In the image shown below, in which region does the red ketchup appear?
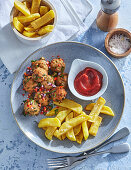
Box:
[74,67,103,96]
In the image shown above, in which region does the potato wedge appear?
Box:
[14,0,30,16]
[38,25,54,35]
[23,31,36,37]
[89,97,106,122]
[40,6,49,16]
[38,118,61,128]
[54,99,82,114]
[82,121,89,140]
[13,17,24,33]
[89,116,102,136]
[45,109,71,140]
[73,124,81,136]
[54,130,62,140]
[31,10,55,29]
[80,111,89,140]
[57,114,92,137]
[66,112,76,141]
[45,107,65,116]
[17,13,40,23]
[76,129,83,144]
[24,26,35,32]
[31,0,41,14]
[85,103,114,116]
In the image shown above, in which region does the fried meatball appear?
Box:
[56,73,68,88]
[41,75,55,90]
[32,57,48,71]
[51,86,67,102]
[24,100,40,115]
[23,76,37,93]
[34,91,49,106]
[50,58,65,73]
[32,67,48,82]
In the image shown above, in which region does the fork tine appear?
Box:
[47,159,67,163]
[48,162,67,166]
[48,164,68,169]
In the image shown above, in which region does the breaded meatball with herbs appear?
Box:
[34,91,49,106]
[56,73,68,88]
[31,57,49,71]
[32,67,48,82]
[41,75,55,90]
[51,86,67,102]
[50,58,65,73]
[23,76,37,93]
[24,99,40,115]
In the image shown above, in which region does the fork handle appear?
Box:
[74,143,130,162]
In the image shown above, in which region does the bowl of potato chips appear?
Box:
[10,0,57,45]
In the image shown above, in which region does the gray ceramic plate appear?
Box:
[11,42,125,154]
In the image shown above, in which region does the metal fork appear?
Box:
[47,143,130,169]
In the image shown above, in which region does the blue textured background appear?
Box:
[0,0,131,169]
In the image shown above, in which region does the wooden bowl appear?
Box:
[10,0,57,45]
[105,28,131,58]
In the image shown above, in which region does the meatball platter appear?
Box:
[11,42,124,153]
[23,56,68,116]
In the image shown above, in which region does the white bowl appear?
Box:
[68,59,108,100]
[10,0,57,45]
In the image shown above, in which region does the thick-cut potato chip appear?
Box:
[40,6,49,16]
[38,25,54,35]
[31,10,55,29]
[85,103,114,116]
[17,13,40,23]
[24,25,35,32]
[76,129,83,144]
[45,107,65,116]
[89,116,102,136]
[45,109,71,140]
[13,17,24,33]
[56,109,71,122]
[45,126,57,140]
[14,0,30,16]
[82,121,89,140]
[31,0,41,14]
[89,97,106,122]
[23,31,36,37]
[66,112,76,141]
[73,124,81,136]
[80,111,89,140]
[54,99,82,114]
[38,118,61,128]
[57,114,92,137]
[54,130,62,140]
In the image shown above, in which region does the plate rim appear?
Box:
[10,41,125,154]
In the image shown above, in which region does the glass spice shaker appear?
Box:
[96,0,121,32]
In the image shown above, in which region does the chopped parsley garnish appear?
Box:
[61,66,64,73]
[31,60,36,62]
[38,82,41,87]
[54,109,59,115]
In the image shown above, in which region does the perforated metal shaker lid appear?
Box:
[101,0,121,14]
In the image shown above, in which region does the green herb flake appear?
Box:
[54,109,59,115]
[61,66,64,73]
